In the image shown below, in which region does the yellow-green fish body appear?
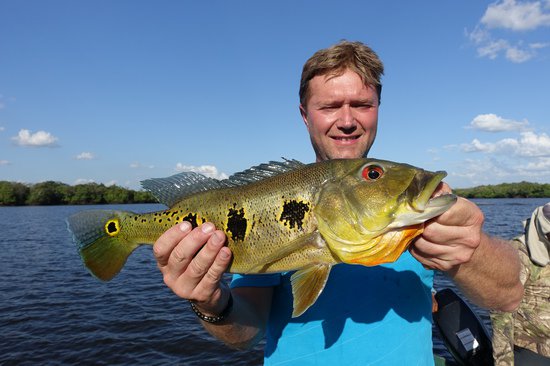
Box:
[68,158,456,317]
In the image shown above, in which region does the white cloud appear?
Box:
[76,152,95,160]
[451,155,550,187]
[0,159,10,165]
[523,156,550,171]
[130,162,155,169]
[74,178,95,185]
[12,129,59,147]
[516,131,550,156]
[448,110,550,186]
[530,41,550,48]
[452,158,510,181]
[461,131,550,157]
[175,163,229,180]
[505,44,535,62]
[469,32,545,62]
[467,113,529,132]
[476,38,511,59]
[481,0,550,31]
[467,1,550,63]
[461,138,498,153]
[0,126,5,132]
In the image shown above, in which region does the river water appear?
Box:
[1,198,548,365]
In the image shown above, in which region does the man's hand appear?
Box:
[153,221,232,315]
[410,183,484,272]
[410,182,523,311]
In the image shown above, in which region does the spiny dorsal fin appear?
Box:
[141,172,230,207]
[225,158,305,185]
[141,158,305,207]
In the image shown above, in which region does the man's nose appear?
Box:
[336,105,356,128]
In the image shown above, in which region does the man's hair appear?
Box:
[299,40,384,107]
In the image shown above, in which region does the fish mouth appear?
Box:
[412,170,448,211]
[390,170,457,227]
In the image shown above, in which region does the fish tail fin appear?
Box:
[67,210,139,281]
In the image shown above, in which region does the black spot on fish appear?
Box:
[227,206,247,242]
[107,221,117,234]
[280,200,310,230]
[182,213,199,228]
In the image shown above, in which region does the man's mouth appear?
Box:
[332,135,360,143]
[332,135,361,146]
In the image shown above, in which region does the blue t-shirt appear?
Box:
[231,251,434,366]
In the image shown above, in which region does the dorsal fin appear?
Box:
[141,172,230,207]
[225,158,305,185]
[141,158,305,207]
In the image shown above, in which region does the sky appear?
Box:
[1,0,549,189]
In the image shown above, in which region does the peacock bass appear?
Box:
[67,158,456,317]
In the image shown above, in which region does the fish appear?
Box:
[67,158,456,317]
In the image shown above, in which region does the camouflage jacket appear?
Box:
[491,222,550,365]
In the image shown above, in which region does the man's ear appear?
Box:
[299,104,309,127]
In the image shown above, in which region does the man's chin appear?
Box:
[327,150,363,160]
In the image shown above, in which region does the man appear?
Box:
[153,41,523,365]
[492,202,550,365]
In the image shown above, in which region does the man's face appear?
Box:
[300,69,379,162]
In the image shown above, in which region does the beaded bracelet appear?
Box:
[189,293,233,324]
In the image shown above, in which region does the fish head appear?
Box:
[315,158,457,265]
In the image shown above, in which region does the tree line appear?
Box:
[1,180,549,206]
[454,181,550,199]
[0,181,157,206]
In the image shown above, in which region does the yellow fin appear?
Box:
[290,264,332,317]
[67,210,140,281]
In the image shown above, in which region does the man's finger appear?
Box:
[186,230,227,280]
[153,221,192,267]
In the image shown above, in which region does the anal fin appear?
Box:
[290,264,332,317]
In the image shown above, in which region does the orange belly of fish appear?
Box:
[348,225,424,266]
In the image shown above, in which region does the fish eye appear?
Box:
[362,165,384,181]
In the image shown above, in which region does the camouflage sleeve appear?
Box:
[511,235,532,287]
[491,237,532,366]
[491,310,515,366]
[513,235,550,357]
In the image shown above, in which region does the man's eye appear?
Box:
[353,104,373,109]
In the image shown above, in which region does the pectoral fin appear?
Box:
[290,264,332,317]
[244,231,323,273]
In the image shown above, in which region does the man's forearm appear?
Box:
[449,233,524,312]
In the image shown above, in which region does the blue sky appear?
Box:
[1,0,549,189]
